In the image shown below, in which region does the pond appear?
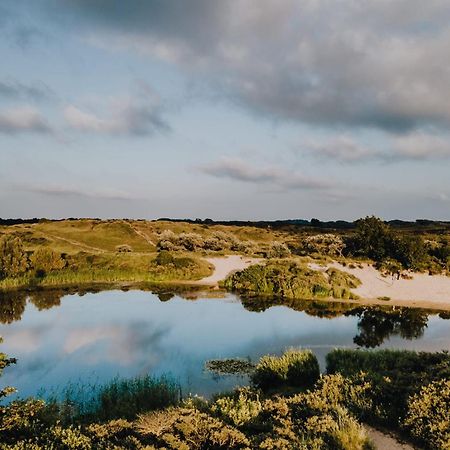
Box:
[1,288,450,400]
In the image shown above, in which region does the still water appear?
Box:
[1,288,449,399]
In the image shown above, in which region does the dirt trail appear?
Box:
[196,255,260,286]
[126,222,156,247]
[41,233,107,253]
[365,426,416,450]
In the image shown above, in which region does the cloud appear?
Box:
[305,136,378,163]
[199,158,330,190]
[0,106,51,134]
[0,79,54,102]
[391,132,450,159]
[42,0,450,132]
[303,132,450,163]
[64,95,170,136]
[19,184,135,201]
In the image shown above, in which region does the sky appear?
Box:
[1,0,450,221]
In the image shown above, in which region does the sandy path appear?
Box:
[196,255,260,286]
[309,261,450,309]
[365,426,416,450]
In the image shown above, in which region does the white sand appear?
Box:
[196,255,260,286]
[309,261,450,309]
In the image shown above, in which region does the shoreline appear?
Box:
[2,255,450,312]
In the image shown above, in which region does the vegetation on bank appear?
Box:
[326,349,450,449]
[0,234,212,290]
[1,215,450,292]
[224,260,361,300]
[1,346,449,449]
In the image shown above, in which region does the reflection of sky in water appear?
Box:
[1,291,450,399]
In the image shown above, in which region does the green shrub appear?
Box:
[225,261,360,300]
[326,349,450,427]
[0,236,28,279]
[212,388,262,427]
[403,379,450,450]
[30,247,65,276]
[137,407,250,449]
[252,349,320,391]
[155,250,174,266]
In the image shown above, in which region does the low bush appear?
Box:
[326,349,450,446]
[225,261,360,300]
[251,349,320,391]
[403,379,450,450]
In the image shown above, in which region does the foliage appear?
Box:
[0,236,28,280]
[211,388,262,427]
[30,247,65,276]
[48,374,181,423]
[403,379,450,450]
[349,216,430,270]
[302,233,346,257]
[251,349,320,391]
[205,359,255,376]
[157,229,257,254]
[137,406,250,449]
[225,260,360,300]
[326,349,450,428]
[154,250,174,266]
[0,337,17,400]
[266,242,290,258]
[115,244,132,253]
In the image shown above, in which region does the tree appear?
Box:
[352,216,395,261]
[0,235,28,279]
[30,247,65,276]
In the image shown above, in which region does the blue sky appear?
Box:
[1,0,450,220]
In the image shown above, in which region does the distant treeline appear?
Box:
[2,216,450,231]
[157,217,450,232]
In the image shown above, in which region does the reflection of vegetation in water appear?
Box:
[0,284,207,324]
[0,291,27,324]
[0,286,446,348]
[239,294,435,348]
[352,307,429,348]
[205,359,255,376]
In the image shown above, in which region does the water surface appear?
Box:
[0,289,449,399]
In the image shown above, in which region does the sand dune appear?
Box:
[197,255,260,285]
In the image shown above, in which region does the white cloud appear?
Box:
[392,132,450,159]
[64,94,169,136]
[199,157,331,190]
[0,106,51,134]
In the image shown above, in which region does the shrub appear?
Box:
[302,234,346,257]
[225,261,360,300]
[115,244,132,253]
[251,349,320,391]
[212,388,262,427]
[137,407,250,449]
[326,349,450,427]
[0,236,28,279]
[30,247,65,276]
[266,242,290,258]
[155,250,174,266]
[403,379,450,450]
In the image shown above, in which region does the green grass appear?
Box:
[0,252,212,290]
[43,374,181,423]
